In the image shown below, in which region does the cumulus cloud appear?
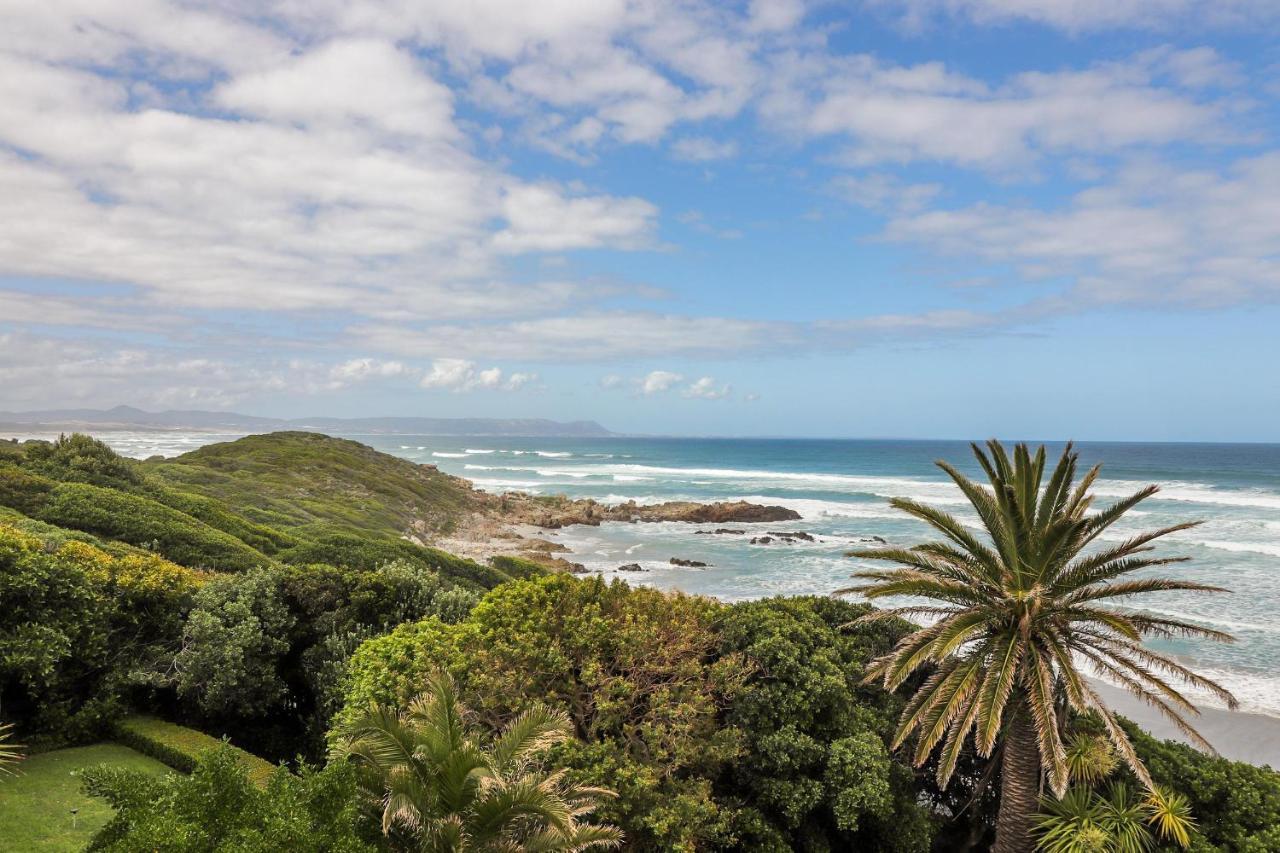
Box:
[682,376,732,399]
[640,370,685,395]
[0,0,1273,409]
[418,358,532,392]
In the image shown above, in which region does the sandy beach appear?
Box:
[1093,679,1280,769]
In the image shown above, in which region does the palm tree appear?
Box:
[0,722,23,775]
[336,672,622,852]
[841,440,1236,853]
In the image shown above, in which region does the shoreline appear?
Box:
[1090,679,1280,769]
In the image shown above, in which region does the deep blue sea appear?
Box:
[18,431,1280,717]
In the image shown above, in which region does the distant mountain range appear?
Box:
[0,405,615,437]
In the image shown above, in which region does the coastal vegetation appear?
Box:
[845,441,1237,853]
[0,432,1276,852]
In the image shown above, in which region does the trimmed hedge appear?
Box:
[113,716,277,788]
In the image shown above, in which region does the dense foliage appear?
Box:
[3,432,1278,853]
[339,672,622,851]
[338,575,934,851]
[0,524,201,739]
[82,745,373,852]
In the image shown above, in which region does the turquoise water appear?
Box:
[22,431,1280,717]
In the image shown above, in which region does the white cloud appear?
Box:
[329,358,408,383]
[871,0,1279,32]
[599,374,625,389]
[418,358,530,392]
[880,154,1280,308]
[493,184,657,252]
[354,312,799,361]
[640,370,684,395]
[504,371,538,390]
[214,39,458,140]
[682,376,732,399]
[671,136,738,161]
[763,50,1240,169]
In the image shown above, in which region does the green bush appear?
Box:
[36,482,269,571]
[23,434,142,490]
[0,524,201,741]
[487,554,550,580]
[113,716,277,788]
[0,464,54,516]
[143,485,299,555]
[278,530,507,589]
[81,743,373,852]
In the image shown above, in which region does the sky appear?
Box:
[1,0,1278,440]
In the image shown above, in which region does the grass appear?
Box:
[0,743,171,852]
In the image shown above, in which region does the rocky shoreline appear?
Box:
[417,473,800,572]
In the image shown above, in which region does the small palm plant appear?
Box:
[0,722,23,775]
[337,672,622,852]
[842,440,1236,853]
[1035,780,1196,852]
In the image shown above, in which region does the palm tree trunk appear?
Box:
[993,701,1041,853]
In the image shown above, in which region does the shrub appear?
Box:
[715,597,933,852]
[338,574,752,851]
[36,482,269,571]
[488,554,551,579]
[174,570,294,719]
[23,433,142,489]
[112,716,276,788]
[278,530,507,589]
[0,464,56,516]
[0,524,200,740]
[81,743,372,851]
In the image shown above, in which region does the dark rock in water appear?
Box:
[767,530,815,541]
[695,528,747,535]
[858,535,887,544]
[669,558,709,568]
[567,562,589,574]
[617,563,646,572]
[750,536,774,545]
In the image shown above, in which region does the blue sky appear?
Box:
[1,1,1278,439]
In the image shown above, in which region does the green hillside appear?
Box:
[0,432,505,587]
[145,431,478,537]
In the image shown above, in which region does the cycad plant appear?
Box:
[0,721,23,774]
[337,672,622,852]
[842,440,1236,853]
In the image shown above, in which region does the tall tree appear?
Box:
[337,672,622,852]
[842,440,1236,853]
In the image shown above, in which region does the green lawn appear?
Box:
[0,743,172,852]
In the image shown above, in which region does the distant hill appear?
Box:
[0,405,614,437]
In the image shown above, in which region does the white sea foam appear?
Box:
[1194,539,1280,558]
[535,451,573,457]
[731,495,905,521]
[464,448,496,454]
[1095,479,1280,511]
[432,451,469,458]
[613,475,652,482]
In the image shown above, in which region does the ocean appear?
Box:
[14,431,1280,718]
